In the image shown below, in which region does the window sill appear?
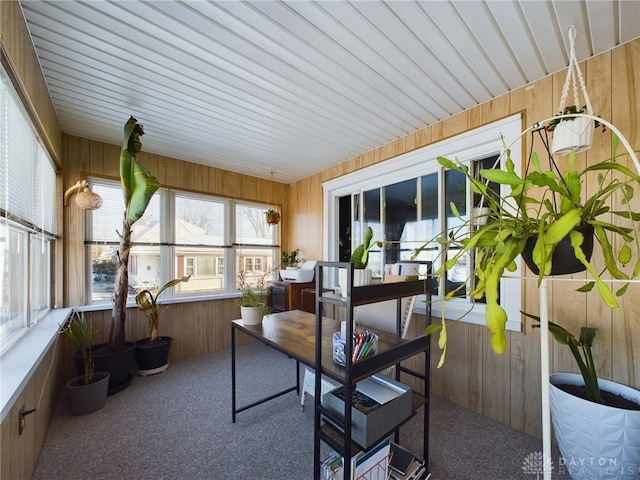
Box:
[0,308,72,423]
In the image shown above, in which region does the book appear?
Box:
[332,387,382,414]
[389,442,426,480]
[389,443,415,475]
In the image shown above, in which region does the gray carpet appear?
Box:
[33,343,570,480]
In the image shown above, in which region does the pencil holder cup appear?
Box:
[332,331,378,366]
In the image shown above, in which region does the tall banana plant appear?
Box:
[109,116,160,350]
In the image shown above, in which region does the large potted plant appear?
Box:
[526,315,640,480]
[419,129,640,360]
[236,269,272,325]
[80,116,161,394]
[134,275,191,375]
[60,310,110,415]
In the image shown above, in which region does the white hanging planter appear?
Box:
[471,206,491,226]
[552,116,594,155]
[549,373,640,480]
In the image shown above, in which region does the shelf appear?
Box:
[318,391,426,454]
[318,280,427,308]
[313,261,432,480]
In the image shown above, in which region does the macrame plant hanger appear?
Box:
[551,25,595,155]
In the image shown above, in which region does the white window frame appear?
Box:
[323,114,523,331]
[86,180,278,303]
[0,63,56,354]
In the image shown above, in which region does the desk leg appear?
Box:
[231,325,237,423]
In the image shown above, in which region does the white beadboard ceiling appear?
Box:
[19,1,640,184]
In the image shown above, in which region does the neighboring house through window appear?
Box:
[86,183,278,303]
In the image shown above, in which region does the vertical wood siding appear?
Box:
[288,38,640,439]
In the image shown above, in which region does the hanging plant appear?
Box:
[265,209,280,225]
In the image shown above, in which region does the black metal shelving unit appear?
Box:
[313,261,432,480]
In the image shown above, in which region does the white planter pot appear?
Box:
[549,373,640,480]
[338,268,372,297]
[471,206,491,226]
[551,117,594,155]
[240,305,264,325]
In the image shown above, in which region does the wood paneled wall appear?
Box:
[288,39,640,439]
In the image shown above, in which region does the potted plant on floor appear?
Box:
[78,116,161,394]
[134,275,191,375]
[525,314,640,480]
[236,269,272,325]
[60,310,110,415]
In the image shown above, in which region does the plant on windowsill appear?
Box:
[59,310,109,415]
[236,269,272,325]
[133,275,191,375]
[338,226,383,296]
[281,249,303,269]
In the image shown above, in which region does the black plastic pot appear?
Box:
[75,342,135,395]
[66,372,110,416]
[521,224,594,276]
[135,336,173,375]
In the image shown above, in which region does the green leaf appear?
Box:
[449,201,461,219]
[594,225,629,280]
[571,233,620,308]
[579,327,597,348]
[542,209,582,245]
[576,282,595,293]
[616,283,629,297]
[437,156,461,171]
[480,169,526,186]
[126,161,161,222]
[618,244,632,265]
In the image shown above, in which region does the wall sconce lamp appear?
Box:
[63,179,103,210]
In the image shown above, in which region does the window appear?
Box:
[86,182,278,302]
[0,64,57,353]
[234,202,277,288]
[323,114,523,331]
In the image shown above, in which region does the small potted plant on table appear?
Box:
[236,269,272,325]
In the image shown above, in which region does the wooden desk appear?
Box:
[231,310,429,420]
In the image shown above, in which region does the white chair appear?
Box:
[300,295,416,410]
